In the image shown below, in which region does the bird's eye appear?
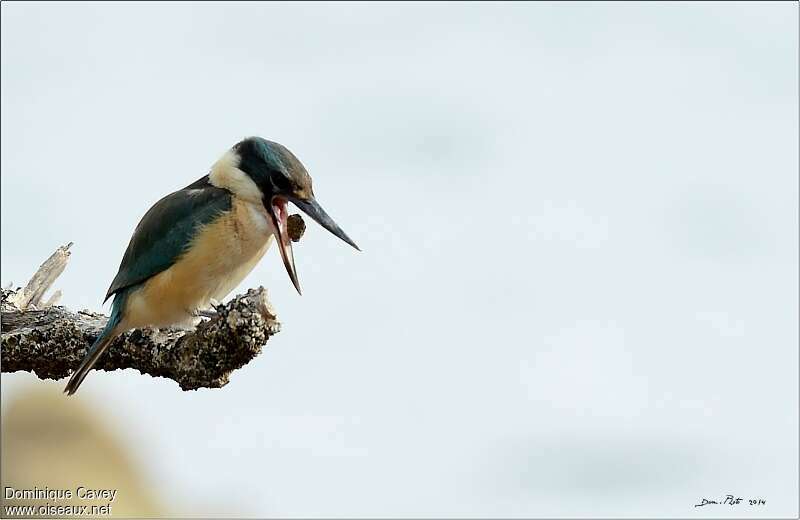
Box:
[269,170,292,192]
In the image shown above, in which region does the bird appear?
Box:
[64,137,359,395]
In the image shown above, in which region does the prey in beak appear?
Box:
[265,193,359,295]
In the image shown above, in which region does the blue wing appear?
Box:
[104,176,233,302]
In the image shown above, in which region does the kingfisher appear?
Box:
[64,137,359,395]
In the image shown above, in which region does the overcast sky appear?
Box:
[1,2,798,518]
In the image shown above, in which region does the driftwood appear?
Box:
[1,215,306,391]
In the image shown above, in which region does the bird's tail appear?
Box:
[64,291,128,395]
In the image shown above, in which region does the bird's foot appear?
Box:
[193,299,222,320]
[194,309,218,319]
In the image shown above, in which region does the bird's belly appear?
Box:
[124,199,274,328]
[206,234,274,301]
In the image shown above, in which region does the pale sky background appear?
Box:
[1,1,798,518]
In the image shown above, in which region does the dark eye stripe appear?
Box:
[269,169,293,192]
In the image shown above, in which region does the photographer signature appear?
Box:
[694,495,766,507]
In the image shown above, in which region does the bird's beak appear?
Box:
[267,195,360,296]
[289,196,361,252]
[267,196,302,295]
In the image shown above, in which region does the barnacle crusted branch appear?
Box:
[1,214,306,391]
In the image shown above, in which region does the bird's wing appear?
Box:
[104,176,233,302]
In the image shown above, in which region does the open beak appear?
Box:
[267,195,360,296]
[267,196,302,294]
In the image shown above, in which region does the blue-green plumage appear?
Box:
[104,176,232,302]
[66,177,232,395]
[235,138,309,193]
[64,287,131,395]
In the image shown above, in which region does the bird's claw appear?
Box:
[194,299,222,320]
[194,309,218,319]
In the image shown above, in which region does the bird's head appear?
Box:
[212,136,359,294]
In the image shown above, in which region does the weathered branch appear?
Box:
[6,242,73,311]
[1,216,306,391]
[2,286,280,390]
